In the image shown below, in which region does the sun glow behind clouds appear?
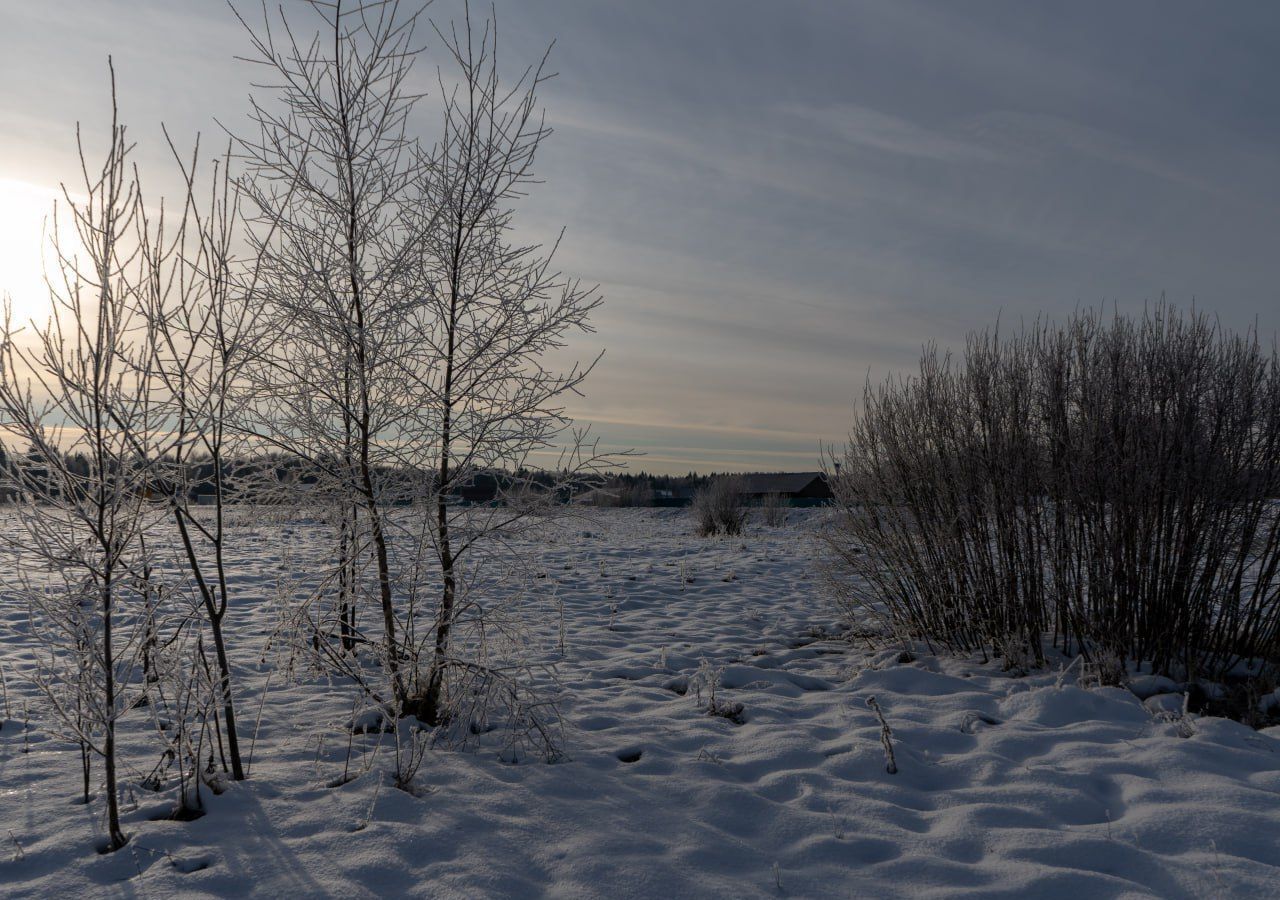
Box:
[0,178,62,326]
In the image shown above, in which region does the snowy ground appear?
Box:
[2,508,1279,898]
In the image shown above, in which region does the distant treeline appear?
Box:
[0,443,604,507]
[586,472,733,507]
[0,445,766,508]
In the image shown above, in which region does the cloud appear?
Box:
[780,103,1000,163]
[970,111,1225,197]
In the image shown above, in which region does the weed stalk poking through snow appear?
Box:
[867,696,898,774]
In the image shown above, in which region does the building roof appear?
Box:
[739,472,827,495]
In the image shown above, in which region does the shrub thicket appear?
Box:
[826,306,1280,690]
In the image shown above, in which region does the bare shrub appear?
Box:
[140,626,229,820]
[826,304,1280,697]
[692,476,747,537]
[758,492,788,527]
[693,660,745,724]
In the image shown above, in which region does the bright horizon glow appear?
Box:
[0,178,60,328]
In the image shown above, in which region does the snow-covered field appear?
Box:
[2,508,1279,898]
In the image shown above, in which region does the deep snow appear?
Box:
[2,508,1279,898]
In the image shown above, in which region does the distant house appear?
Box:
[739,472,832,505]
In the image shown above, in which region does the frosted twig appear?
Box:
[867,695,898,774]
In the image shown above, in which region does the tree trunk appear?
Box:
[101,571,127,851]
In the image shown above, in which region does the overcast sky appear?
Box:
[3,1,1278,473]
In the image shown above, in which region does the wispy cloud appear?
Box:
[780,103,999,163]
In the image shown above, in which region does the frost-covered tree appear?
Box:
[0,67,157,852]
[408,5,607,725]
[135,135,264,782]
[231,0,437,708]
[225,0,613,750]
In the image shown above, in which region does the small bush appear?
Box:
[825,304,1280,696]
[692,477,747,536]
[758,492,788,527]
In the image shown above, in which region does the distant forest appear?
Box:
[0,441,733,507]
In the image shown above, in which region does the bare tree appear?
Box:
[0,65,155,851]
[232,2,613,737]
[231,0,436,709]
[134,134,269,781]
[406,4,608,725]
